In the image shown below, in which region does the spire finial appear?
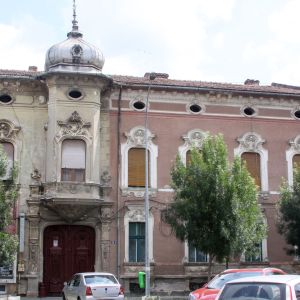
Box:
[68,0,82,38]
[72,0,78,31]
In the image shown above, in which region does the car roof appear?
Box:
[222,268,284,274]
[227,275,300,284]
[75,272,116,276]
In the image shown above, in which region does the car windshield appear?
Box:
[218,282,286,300]
[207,272,263,289]
[84,275,117,285]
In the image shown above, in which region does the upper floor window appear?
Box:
[241,152,261,188]
[121,126,158,197]
[293,154,300,169]
[61,139,86,182]
[129,222,145,262]
[235,132,268,191]
[178,129,207,165]
[0,142,14,179]
[128,148,150,188]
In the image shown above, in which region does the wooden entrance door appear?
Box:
[43,225,95,295]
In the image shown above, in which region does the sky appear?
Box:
[1,0,300,86]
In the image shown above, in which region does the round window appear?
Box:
[243,106,256,116]
[68,90,82,99]
[133,100,146,110]
[189,104,202,114]
[0,94,13,104]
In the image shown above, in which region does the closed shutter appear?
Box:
[293,154,300,169]
[186,150,191,166]
[128,148,150,187]
[241,152,261,188]
[0,142,14,179]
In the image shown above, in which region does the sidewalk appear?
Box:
[19,296,188,300]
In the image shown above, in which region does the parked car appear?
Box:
[215,275,300,300]
[62,272,124,300]
[188,268,286,300]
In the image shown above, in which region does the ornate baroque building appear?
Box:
[1,4,300,297]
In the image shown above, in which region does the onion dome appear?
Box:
[45,1,104,73]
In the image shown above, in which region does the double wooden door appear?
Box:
[43,225,95,295]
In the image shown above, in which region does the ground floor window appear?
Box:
[245,242,263,262]
[188,245,208,262]
[129,222,145,262]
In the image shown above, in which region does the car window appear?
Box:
[84,275,117,285]
[207,272,263,289]
[294,283,300,300]
[73,275,81,287]
[219,282,286,300]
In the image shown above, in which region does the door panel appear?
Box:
[43,225,95,295]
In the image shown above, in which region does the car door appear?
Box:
[72,275,82,300]
[65,275,80,300]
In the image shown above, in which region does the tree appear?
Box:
[0,145,18,266]
[165,134,266,278]
[277,166,300,256]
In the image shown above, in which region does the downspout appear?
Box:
[116,85,122,279]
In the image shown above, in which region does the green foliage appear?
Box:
[166,133,266,265]
[0,145,18,266]
[277,166,300,255]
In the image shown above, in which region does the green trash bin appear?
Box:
[138,271,145,289]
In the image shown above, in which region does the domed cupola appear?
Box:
[45,1,105,74]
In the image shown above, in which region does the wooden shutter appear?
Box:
[293,154,300,169]
[241,152,261,188]
[186,150,191,166]
[128,148,150,187]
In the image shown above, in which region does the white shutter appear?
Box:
[62,140,85,168]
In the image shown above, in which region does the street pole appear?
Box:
[144,72,157,298]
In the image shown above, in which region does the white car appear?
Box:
[215,275,300,300]
[62,272,124,300]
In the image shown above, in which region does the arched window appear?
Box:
[0,142,14,179]
[293,154,300,169]
[235,132,268,191]
[61,139,86,182]
[241,152,261,188]
[128,148,150,188]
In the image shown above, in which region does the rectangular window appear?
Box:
[129,222,145,262]
[188,245,208,262]
[128,148,150,187]
[241,152,261,188]
[245,242,263,262]
[61,140,86,182]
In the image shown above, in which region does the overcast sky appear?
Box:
[1,0,300,86]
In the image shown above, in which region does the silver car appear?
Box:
[62,272,124,300]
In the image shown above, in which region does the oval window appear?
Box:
[0,94,12,104]
[294,110,300,119]
[243,106,256,116]
[133,100,146,110]
[68,90,82,99]
[189,104,202,114]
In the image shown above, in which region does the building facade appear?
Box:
[1,6,300,297]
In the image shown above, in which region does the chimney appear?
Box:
[144,72,169,79]
[244,79,260,85]
[28,66,38,72]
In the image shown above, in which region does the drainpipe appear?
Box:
[116,85,122,279]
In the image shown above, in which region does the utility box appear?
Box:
[138,271,145,289]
